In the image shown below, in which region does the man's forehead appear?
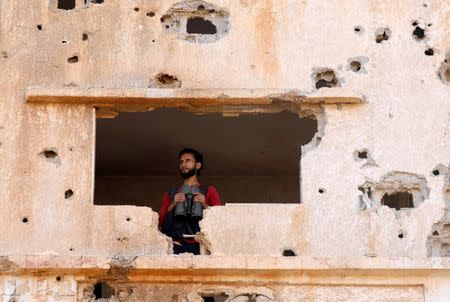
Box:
[180,153,195,160]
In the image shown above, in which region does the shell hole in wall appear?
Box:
[186,17,217,35]
[156,74,178,86]
[93,282,114,300]
[357,151,368,159]
[282,249,296,256]
[201,293,229,302]
[160,1,229,43]
[413,26,425,40]
[150,73,182,88]
[94,109,318,207]
[67,56,79,63]
[350,61,362,72]
[381,192,414,210]
[65,189,74,199]
[375,28,390,43]
[37,24,43,30]
[425,48,434,56]
[438,54,450,84]
[82,32,89,41]
[314,69,338,89]
[58,0,75,10]
[41,149,58,159]
[146,12,155,17]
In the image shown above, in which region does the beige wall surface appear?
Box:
[0,0,449,273]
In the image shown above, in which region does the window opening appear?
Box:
[94,109,317,207]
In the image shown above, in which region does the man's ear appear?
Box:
[196,162,202,170]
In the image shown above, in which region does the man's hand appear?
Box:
[174,193,186,203]
[194,193,208,209]
[167,193,186,212]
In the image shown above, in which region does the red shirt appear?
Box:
[158,185,222,227]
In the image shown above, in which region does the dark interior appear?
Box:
[94,109,317,209]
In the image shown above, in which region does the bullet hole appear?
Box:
[146,12,155,17]
[198,4,205,11]
[432,170,440,176]
[412,26,425,40]
[85,0,104,3]
[318,188,325,194]
[1,51,8,58]
[134,7,139,12]
[375,28,390,43]
[39,148,62,167]
[433,231,439,236]
[41,149,58,159]
[22,217,29,224]
[423,3,427,7]
[381,192,414,210]
[350,61,362,72]
[126,217,131,222]
[353,26,364,34]
[425,48,434,56]
[152,39,155,43]
[186,17,217,34]
[69,247,74,251]
[82,32,89,41]
[61,40,68,44]
[412,21,418,26]
[358,151,368,159]
[150,73,182,88]
[37,24,43,31]
[65,189,74,199]
[282,249,296,256]
[67,56,79,63]
[56,276,62,282]
[398,233,404,239]
[93,282,114,300]
[58,0,76,10]
[314,69,338,89]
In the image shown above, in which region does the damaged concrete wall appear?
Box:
[0,0,449,263]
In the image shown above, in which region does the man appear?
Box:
[159,148,222,254]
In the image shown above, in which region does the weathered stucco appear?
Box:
[0,0,449,300]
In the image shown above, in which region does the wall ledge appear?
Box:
[25,87,365,114]
[1,255,449,279]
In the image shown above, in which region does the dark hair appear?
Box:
[178,148,204,173]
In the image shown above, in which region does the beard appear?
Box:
[180,167,197,179]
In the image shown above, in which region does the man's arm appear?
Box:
[206,186,223,206]
[158,192,171,227]
[159,192,186,227]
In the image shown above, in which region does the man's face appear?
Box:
[179,153,201,178]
